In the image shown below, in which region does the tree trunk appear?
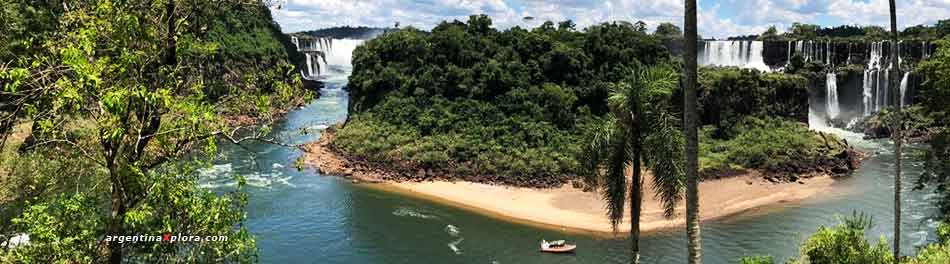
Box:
[107,168,126,264]
[684,0,702,263]
[631,144,643,264]
[888,0,901,262]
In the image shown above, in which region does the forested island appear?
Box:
[311,16,857,188]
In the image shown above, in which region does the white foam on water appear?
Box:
[808,108,879,151]
[445,224,460,236]
[392,207,438,219]
[912,230,929,246]
[198,164,233,179]
[447,238,464,255]
[199,165,296,189]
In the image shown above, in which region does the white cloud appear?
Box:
[269,0,950,38]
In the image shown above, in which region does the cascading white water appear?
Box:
[746,41,770,70]
[923,41,930,58]
[789,40,832,63]
[700,40,770,71]
[293,37,364,80]
[899,72,910,107]
[826,73,840,119]
[305,53,314,77]
[863,69,874,116]
[786,41,791,65]
[863,41,887,116]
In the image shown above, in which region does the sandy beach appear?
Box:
[370,173,837,234]
[303,127,840,234]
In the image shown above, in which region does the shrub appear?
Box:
[799,212,892,264]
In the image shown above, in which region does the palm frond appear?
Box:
[643,110,686,218]
[603,133,629,232]
[579,116,618,189]
[641,64,679,106]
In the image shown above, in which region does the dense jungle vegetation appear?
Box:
[0,0,309,262]
[334,16,855,187]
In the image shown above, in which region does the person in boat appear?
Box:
[541,239,566,249]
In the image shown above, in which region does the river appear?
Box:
[199,48,940,264]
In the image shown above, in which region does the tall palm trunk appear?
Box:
[630,123,643,264]
[888,0,901,262]
[683,0,702,263]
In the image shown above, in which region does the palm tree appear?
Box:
[684,0,703,262]
[888,0,902,262]
[581,64,686,264]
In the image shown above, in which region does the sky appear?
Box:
[269,0,950,39]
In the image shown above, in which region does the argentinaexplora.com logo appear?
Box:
[105,233,229,244]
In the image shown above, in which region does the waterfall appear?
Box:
[305,53,314,78]
[700,40,770,71]
[786,41,791,65]
[826,73,840,119]
[923,41,929,58]
[899,72,910,107]
[847,43,852,65]
[292,36,365,80]
[881,69,889,110]
[863,69,874,116]
[747,41,769,70]
[862,41,889,116]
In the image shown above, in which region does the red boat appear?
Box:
[540,240,576,253]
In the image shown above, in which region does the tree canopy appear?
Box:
[0,0,309,262]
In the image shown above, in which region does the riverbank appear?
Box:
[303,125,845,234]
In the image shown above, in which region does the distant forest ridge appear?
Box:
[296,20,950,42]
[723,19,950,41]
[295,26,394,39]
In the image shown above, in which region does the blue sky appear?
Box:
[270,0,950,39]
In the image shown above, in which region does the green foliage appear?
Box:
[654,22,682,39]
[788,23,820,40]
[204,3,297,59]
[740,255,776,264]
[0,0,309,262]
[347,15,668,114]
[744,220,950,264]
[916,130,950,220]
[335,96,581,187]
[907,242,950,264]
[338,15,672,186]
[917,37,950,126]
[7,194,103,263]
[799,212,893,264]
[697,67,810,135]
[757,26,785,41]
[700,117,843,176]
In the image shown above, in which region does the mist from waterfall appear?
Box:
[826,73,840,119]
[700,41,770,71]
